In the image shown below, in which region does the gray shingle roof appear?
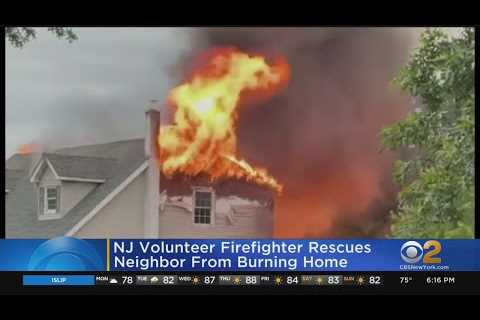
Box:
[6,154,32,170]
[5,139,146,238]
[6,169,24,191]
[42,153,118,181]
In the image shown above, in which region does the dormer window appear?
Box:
[38,186,61,220]
[45,187,59,214]
[29,153,109,221]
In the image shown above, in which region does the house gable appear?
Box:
[37,161,60,186]
[73,168,147,238]
[30,158,59,184]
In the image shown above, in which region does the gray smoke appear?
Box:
[178,27,423,237]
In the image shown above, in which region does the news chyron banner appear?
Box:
[0,237,106,271]
[0,237,479,272]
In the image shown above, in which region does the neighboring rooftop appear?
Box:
[5,139,146,238]
[35,153,118,181]
[5,169,24,192]
[6,154,32,171]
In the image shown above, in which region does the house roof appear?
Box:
[5,139,147,238]
[31,153,118,182]
[5,169,24,191]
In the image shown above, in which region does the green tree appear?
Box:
[5,27,77,48]
[381,28,475,238]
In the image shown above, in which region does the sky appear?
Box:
[5,27,462,159]
[5,27,193,158]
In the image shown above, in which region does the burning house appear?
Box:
[5,106,275,238]
[6,29,430,240]
[5,48,287,239]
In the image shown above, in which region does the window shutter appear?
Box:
[56,186,61,212]
[39,187,45,215]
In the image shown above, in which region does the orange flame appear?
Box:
[158,47,290,193]
[17,143,39,155]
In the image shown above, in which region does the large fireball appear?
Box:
[158,47,290,193]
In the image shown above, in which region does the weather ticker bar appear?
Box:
[93,274,383,286]
[17,273,480,294]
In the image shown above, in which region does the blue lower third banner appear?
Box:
[0,237,106,271]
[0,238,479,271]
[108,239,480,272]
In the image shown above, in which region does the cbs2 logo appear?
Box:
[400,240,442,264]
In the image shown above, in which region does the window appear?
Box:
[194,190,212,224]
[45,187,58,214]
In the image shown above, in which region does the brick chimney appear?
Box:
[144,101,161,237]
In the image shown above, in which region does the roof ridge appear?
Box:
[6,153,31,160]
[44,153,119,161]
[54,137,144,152]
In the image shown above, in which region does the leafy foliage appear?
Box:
[381,28,475,238]
[5,27,77,48]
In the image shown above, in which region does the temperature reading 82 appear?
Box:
[369,276,381,285]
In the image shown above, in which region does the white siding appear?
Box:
[74,172,146,238]
[61,181,97,214]
[159,198,273,238]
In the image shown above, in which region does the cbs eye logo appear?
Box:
[400,240,442,264]
[28,237,104,271]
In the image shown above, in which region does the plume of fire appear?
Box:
[17,142,39,155]
[158,47,290,193]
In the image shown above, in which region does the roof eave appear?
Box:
[58,177,106,183]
